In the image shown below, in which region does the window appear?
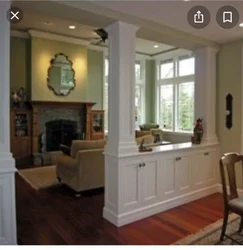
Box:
[103,58,145,132]
[157,53,195,133]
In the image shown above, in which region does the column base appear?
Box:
[0,153,17,245]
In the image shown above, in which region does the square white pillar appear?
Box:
[103,21,139,226]
[105,21,139,156]
[194,46,219,144]
[0,0,17,245]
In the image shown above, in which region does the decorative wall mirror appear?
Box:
[47,53,76,96]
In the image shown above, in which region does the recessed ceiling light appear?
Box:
[239,23,243,27]
[69,25,76,30]
[183,0,191,2]
[154,45,159,48]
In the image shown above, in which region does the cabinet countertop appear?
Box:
[105,141,219,158]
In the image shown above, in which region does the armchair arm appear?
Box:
[76,149,104,190]
[56,155,77,169]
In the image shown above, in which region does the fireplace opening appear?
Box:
[45,119,78,152]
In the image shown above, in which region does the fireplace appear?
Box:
[30,101,96,165]
[45,119,77,151]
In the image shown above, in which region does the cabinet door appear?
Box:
[175,156,191,195]
[192,150,217,188]
[203,151,217,186]
[120,159,142,213]
[141,158,160,206]
[161,157,177,199]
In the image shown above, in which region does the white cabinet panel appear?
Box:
[161,157,176,199]
[141,159,160,205]
[120,159,141,212]
[192,150,217,189]
[203,151,217,186]
[176,156,191,194]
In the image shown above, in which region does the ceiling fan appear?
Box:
[90,28,108,45]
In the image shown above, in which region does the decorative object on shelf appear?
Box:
[47,53,76,96]
[226,93,233,129]
[191,118,203,144]
[139,138,152,152]
[11,87,26,108]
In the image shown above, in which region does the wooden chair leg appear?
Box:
[238,216,243,232]
[220,210,229,241]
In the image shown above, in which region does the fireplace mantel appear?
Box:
[30,101,96,109]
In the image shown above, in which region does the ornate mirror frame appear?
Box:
[47,53,76,96]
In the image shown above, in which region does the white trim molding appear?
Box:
[28,29,90,46]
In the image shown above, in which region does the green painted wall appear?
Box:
[217,39,243,188]
[10,37,31,99]
[10,37,104,108]
[217,40,243,154]
[145,59,155,123]
[87,49,104,109]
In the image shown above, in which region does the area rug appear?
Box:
[18,165,59,190]
[174,213,243,245]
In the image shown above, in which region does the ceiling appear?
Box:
[11,10,175,55]
[13,0,235,51]
[92,0,243,44]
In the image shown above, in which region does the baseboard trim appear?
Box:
[103,184,219,227]
[216,183,243,195]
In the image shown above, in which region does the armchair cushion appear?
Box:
[70,139,105,158]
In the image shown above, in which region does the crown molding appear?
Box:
[10,29,165,58]
[152,48,193,60]
[28,29,90,46]
[11,30,30,39]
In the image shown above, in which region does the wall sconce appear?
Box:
[226,93,233,129]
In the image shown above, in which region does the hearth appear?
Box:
[45,119,77,151]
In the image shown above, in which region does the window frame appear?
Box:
[155,49,195,134]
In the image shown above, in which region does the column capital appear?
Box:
[194,45,219,55]
[105,21,139,35]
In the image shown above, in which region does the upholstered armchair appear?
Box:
[56,140,105,195]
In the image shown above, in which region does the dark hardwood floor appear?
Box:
[16,173,224,245]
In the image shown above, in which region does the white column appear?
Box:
[194,46,219,144]
[0,0,17,245]
[105,21,139,156]
[103,21,139,226]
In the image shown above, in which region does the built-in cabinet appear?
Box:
[10,108,32,165]
[90,110,104,140]
[104,143,219,226]
[120,156,160,213]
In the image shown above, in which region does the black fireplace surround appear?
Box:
[45,119,78,151]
